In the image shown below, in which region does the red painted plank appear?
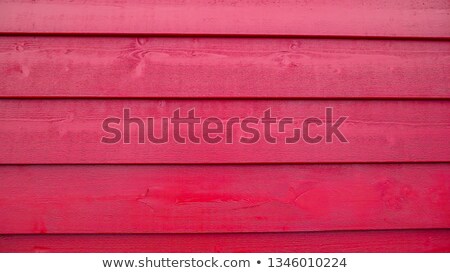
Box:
[1,230,449,253]
[0,1,449,38]
[0,164,448,233]
[0,100,449,164]
[1,36,449,98]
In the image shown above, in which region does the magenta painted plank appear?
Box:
[0,164,449,233]
[1,230,449,253]
[0,100,449,164]
[1,36,449,98]
[0,1,449,38]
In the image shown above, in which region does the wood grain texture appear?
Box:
[1,36,449,98]
[0,0,449,254]
[0,99,449,164]
[0,164,448,233]
[0,1,449,38]
[1,230,449,253]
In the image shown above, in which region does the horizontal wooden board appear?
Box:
[1,37,449,98]
[0,1,449,38]
[0,100,449,164]
[0,164,448,233]
[1,229,449,252]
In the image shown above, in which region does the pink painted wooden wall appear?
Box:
[0,0,449,252]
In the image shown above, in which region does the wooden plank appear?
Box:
[0,164,448,233]
[0,1,449,38]
[1,230,449,252]
[0,100,449,164]
[1,36,449,98]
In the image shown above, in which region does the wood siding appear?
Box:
[0,0,449,252]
